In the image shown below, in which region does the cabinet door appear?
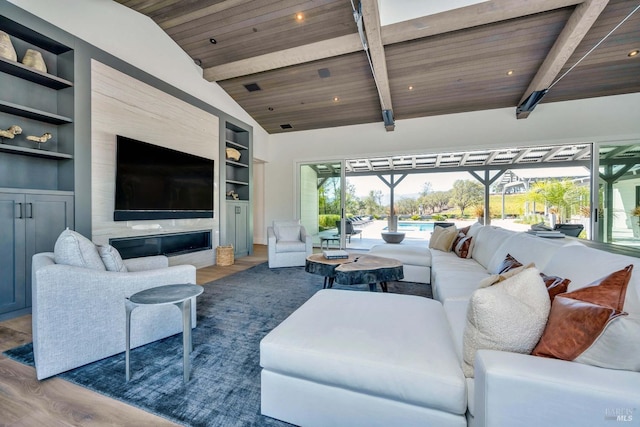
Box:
[24,194,74,306]
[226,202,249,256]
[0,194,26,315]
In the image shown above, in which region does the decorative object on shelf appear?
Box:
[0,124,22,140]
[226,190,239,200]
[21,48,47,72]
[26,132,53,148]
[0,30,17,61]
[225,147,241,161]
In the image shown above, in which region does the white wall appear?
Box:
[266,93,640,225]
[7,0,270,161]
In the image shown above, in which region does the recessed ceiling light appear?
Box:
[628,49,639,58]
[506,70,514,76]
[333,96,340,102]
[408,85,414,90]
[193,58,202,66]
[209,38,217,44]
[268,107,274,111]
[318,68,331,78]
[296,12,304,21]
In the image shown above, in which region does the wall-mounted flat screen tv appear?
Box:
[114,135,214,221]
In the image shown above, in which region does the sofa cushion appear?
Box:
[486,231,570,274]
[275,225,301,241]
[532,265,640,372]
[471,226,513,270]
[478,263,534,288]
[261,289,468,415]
[429,225,458,252]
[369,245,432,267]
[463,267,550,377]
[275,240,306,253]
[54,229,106,271]
[97,244,128,272]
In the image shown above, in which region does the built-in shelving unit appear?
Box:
[0,13,75,320]
[222,121,252,257]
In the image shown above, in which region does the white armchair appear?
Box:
[267,220,313,268]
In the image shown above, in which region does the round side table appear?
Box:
[125,284,203,383]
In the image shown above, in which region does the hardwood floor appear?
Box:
[0,245,267,427]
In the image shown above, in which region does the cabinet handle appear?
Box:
[27,203,33,218]
[235,206,241,214]
[16,203,23,219]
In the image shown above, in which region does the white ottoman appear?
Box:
[260,289,467,427]
[369,244,432,284]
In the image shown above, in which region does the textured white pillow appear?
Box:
[98,244,128,272]
[463,267,550,377]
[54,228,106,271]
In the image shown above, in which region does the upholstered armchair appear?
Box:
[267,220,313,268]
[31,229,196,379]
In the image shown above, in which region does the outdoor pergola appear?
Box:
[312,143,592,224]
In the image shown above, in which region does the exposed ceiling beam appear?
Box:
[517,0,609,119]
[203,34,362,81]
[360,0,394,131]
[206,0,587,82]
[380,0,584,45]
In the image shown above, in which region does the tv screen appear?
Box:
[114,135,214,221]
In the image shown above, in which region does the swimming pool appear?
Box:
[383,222,435,232]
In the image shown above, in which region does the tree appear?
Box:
[450,180,483,217]
[527,180,589,222]
[432,191,451,212]
[363,190,384,216]
[396,197,419,215]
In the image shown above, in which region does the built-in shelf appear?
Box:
[0,56,73,89]
[227,179,249,186]
[0,100,73,124]
[226,140,248,150]
[0,142,72,159]
[226,159,248,168]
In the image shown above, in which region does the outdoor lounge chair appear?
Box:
[335,220,362,242]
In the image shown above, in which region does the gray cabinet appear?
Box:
[226,201,249,257]
[0,191,73,318]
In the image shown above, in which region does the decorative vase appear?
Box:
[0,30,17,61]
[225,147,241,161]
[22,48,47,73]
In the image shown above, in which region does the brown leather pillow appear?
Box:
[495,253,523,274]
[532,265,632,361]
[539,273,571,301]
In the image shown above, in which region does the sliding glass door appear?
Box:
[595,142,640,247]
[298,161,345,249]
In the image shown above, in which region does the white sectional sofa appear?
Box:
[260,224,640,427]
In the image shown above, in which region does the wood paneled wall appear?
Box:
[91,60,219,268]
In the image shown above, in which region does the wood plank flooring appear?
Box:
[0,245,267,427]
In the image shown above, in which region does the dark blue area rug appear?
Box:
[4,262,431,426]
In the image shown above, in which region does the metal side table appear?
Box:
[125,284,203,383]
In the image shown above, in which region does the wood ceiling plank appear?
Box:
[517,0,610,117]
[381,0,584,45]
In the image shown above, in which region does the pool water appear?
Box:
[383,222,435,232]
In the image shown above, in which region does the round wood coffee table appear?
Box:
[305,254,403,292]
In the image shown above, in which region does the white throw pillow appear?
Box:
[463,267,550,377]
[98,244,128,272]
[54,228,106,271]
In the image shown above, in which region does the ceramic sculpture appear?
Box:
[22,48,47,72]
[0,30,17,61]
[225,147,241,161]
[0,125,22,139]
